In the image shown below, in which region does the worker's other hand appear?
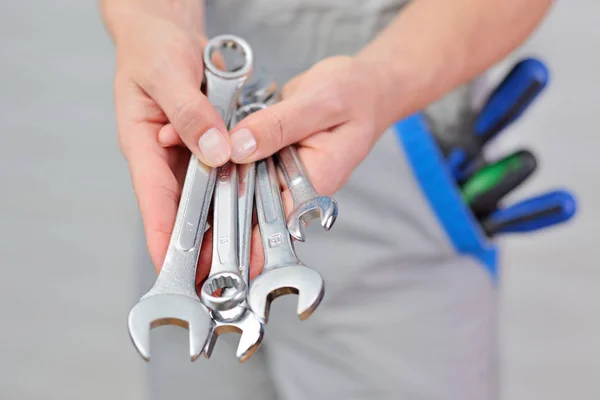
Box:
[102,0,231,276]
[238,57,388,277]
[230,56,386,196]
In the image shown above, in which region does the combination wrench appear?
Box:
[200,161,246,311]
[276,145,339,241]
[247,157,325,323]
[127,34,253,361]
[202,103,267,362]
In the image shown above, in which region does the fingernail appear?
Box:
[198,128,230,166]
[230,128,257,160]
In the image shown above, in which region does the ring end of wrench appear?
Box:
[200,272,247,311]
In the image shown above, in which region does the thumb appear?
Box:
[228,90,346,163]
[142,64,231,167]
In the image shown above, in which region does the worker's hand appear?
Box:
[230,56,387,196]
[102,0,232,276]
[237,57,390,277]
[159,55,391,277]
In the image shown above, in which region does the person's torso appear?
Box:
[205,0,408,84]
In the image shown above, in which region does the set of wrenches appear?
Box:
[127,35,339,363]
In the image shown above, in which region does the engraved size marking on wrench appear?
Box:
[268,233,283,247]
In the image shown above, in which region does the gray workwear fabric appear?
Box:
[137,1,499,399]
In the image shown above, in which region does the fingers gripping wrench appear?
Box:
[127,35,253,362]
[238,74,339,242]
[247,157,325,323]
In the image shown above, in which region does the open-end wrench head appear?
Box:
[127,294,212,362]
[247,266,325,323]
[203,310,264,363]
[200,272,247,311]
[286,196,339,241]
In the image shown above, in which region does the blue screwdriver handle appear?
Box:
[483,189,577,236]
[474,58,549,142]
[447,58,549,180]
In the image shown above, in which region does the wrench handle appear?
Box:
[233,103,267,283]
[255,157,299,270]
[149,155,216,298]
[276,145,319,205]
[237,162,256,284]
[209,161,239,275]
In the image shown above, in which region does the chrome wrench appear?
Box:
[247,157,325,323]
[127,34,253,361]
[202,103,266,362]
[199,34,255,312]
[127,155,216,361]
[276,145,339,242]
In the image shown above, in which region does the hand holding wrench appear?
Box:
[127,34,253,362]
[247,157,325,323]
[236,74,339,242]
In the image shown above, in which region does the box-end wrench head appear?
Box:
[128,160,216,362]
[248,157,325,323]
[276,145,339,241]
[203,35,253,123]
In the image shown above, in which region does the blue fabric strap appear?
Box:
[393,113,499,281]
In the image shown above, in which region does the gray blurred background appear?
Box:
[0,1,598,399]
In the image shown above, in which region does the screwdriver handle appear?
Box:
[447,58,549,180]
[474,58,549,143]
[462,149,537,218]
[482,189,577,236]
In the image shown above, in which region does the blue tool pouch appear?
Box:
[393,113,499,281]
